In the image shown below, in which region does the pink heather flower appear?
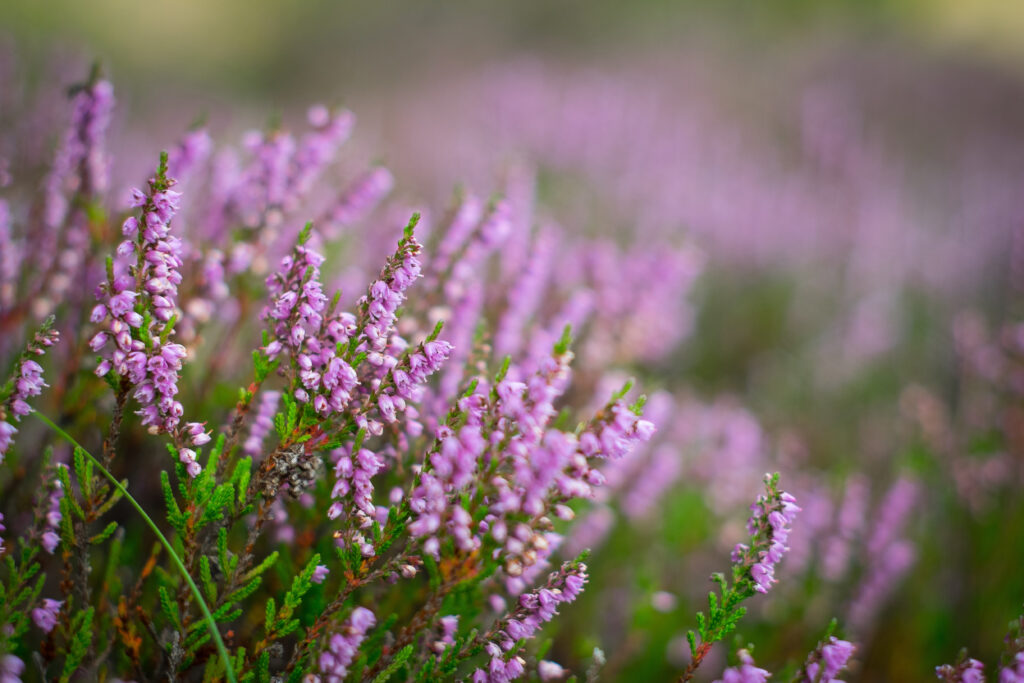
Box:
[42,531,60,554]
[328,167,394,230]
[732,476,799,596]
[1,654,25,683]
[38,467,65,554]
[245,390,281,457]
[936,658,986,683]
[311,565,330,584]
[1000,653,1024,682]
[713,650,771,683]
[31,598,63,633]
[474,562,588,682]
[801,636,855,682]
[538,661,566,681]
[2,325,59,461]
[319,606,375,681]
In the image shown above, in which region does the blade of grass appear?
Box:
[33,411,237,683]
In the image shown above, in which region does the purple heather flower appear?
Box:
[93,160,198,462]
[732,476,800,595]
[1000,653,1024,682]
[937,658,986,683]
[319,606,375,682]
[538,661,566,681]
[167,128,213,183]
[40,469,65,554]
[328,445,384,552]
[244,390,281,457]
[474,562,588,682]
[432,614,460,653]
[31,598,63,633]
[327,167,394,231]
[801,636,855,682]
[713,650,771,683]
[1,326,59,461]
[0,654,24,683]
[311,564,330,584]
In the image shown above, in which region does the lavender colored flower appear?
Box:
[800,636,856,682]
[0,654,24,683]
[327,166,394,231]
[41,468,65,554]
[167,127,213,183]
[537,660,566,681]
[432,615,459,652]
[319,606,375,682]
[1000,653,1024,683]
[31,598,63,633]
[328,444,384,552]
[729,475,800,595]
[712,649,771,683]
[311,564,330,584]
[474,561,588,682]
[244,390,281,456]
[937,657,986,683]
[0,321,59,462]
[43,76,115,230]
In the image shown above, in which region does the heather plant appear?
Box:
[0,67,749,681]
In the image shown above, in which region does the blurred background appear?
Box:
[4,1,1024,680]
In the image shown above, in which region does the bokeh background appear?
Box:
[4,1,1024,680]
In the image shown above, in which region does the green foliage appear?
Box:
[373,643,414,683]
[265,553,319,639]
[59,607,95,683]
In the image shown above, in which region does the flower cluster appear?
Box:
[317,607,376,682]
[244,389,281,457]
[1002,654,1024,682]
[30,598,62,634]
[89,155,211,473]
[936,656,986,683]
[40,469,64,554]
[799,636,856,683]
[474,561,588,682]
[712,650,770,683]
[0,322,59,461]
[731,476,801,594]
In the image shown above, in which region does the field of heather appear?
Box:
[1,2,1024,681]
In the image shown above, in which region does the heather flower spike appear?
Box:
[681,474,799,681]
[795,621,856,683]
[0,317,59,462]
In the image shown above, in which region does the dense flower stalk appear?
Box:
[731,475,801,594]
[473,560,588,682]
[0,320,60,461]
[40,468,64,554]
[317,607,376,682]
